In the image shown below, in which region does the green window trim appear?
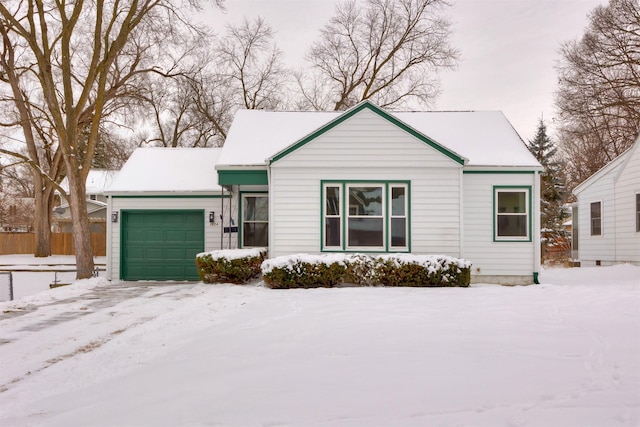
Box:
[320,180,411,253]
[493,186,532,242]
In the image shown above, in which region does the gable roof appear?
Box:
[573,144,634,195]
[105,147,223,194]
[218,101,540,169]
[269,102,466,165]
[54,199,107,216]
[613,136,639,183]
[59,169,118,195]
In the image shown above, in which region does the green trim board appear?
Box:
[218,170,268,186]
[111,195,230,199]
[320,180,411,253]
[463,170,536,174]
[270,101,466,166]
[238,191,269,248]
[492,186,533,243]
[119,210,204,281]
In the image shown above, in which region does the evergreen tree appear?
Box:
[528,118,570,258]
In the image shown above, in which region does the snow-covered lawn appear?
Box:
[0,264,638,426]
[0,255,107,300]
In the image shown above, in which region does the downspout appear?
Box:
[106,194,112,281]
[533,170,541,284]
[220,186,224,249]
[459,167,464,259]
[267,164,272,258]
[228,186,233,250]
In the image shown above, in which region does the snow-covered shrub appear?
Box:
[261,254,347,289]
[343,254,379,286]
[196,248,267,284]
[373,254,471,287]
[261,253,471,288]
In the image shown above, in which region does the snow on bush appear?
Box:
[262,253,471,289]
[196,248,267,284]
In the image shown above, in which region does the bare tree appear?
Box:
[133,72,227,148]
[298,0,459,111]
[0,0,223,278]
[0,25,65,256]
[218,17,289,111]
[555,0,640,188]
[134,16,289,148]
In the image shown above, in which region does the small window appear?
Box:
[324,186,341,248]
[636,194,640,233]
[590,201,601,236]
[390,185,408,248]
[494,188,529,241]
[242,195,268,247]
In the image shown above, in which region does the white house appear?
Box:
[572,138,640,266]
[105,101,543,284]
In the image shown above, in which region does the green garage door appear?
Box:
[121,210,204,281]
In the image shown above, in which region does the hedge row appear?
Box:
[196,250,471,288]
[262,253,471,289]
[195,248,267,284]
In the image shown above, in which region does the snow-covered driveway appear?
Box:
[0,265,638,427]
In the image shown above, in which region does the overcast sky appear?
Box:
[202,0,607,142]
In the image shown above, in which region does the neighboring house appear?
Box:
[572,138,640,266]
[53,169,119,233]
[105,101,543,284]
[0,196,34,232]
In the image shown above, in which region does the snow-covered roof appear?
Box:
[105,148,222,194]
[218,104,540,168]
[60,169,119,195]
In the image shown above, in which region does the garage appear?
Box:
[120,210,204,281]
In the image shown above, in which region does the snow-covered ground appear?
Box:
[0,255,107,300]
[0,264,638,427]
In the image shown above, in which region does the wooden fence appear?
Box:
[0,233,106,256]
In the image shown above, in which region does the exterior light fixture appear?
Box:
[209,211,216,224]
[111,211,119,223]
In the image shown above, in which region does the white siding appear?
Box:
[576,168,618,264]
[614,144,640,264]
[462,173,537,278]
[269,108,462,258]
[107,196,233,280]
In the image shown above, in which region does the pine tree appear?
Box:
[528,118,570,260]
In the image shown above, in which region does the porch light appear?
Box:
[209,211,216,224]
[111,211,118,223]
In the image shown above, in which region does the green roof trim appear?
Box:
[218,170,268,185]
[269,101,466,166]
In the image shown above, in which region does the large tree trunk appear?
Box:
[32,173,51,257]
[66,169,95,279]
